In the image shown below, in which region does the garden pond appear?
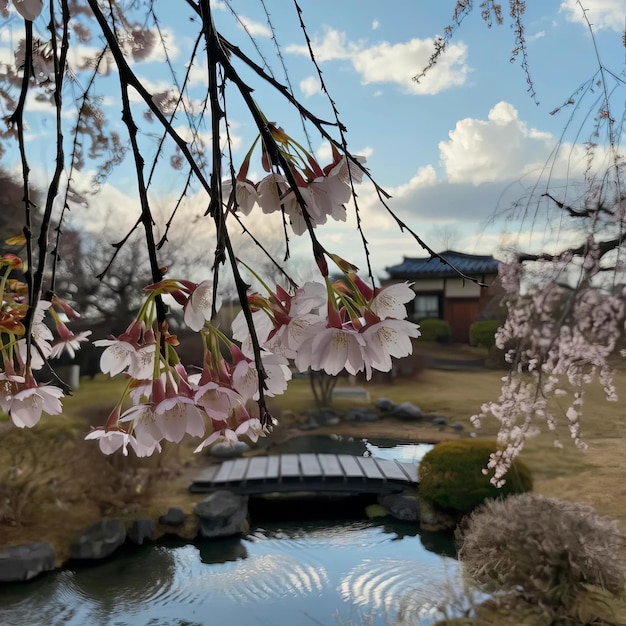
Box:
[0,439,464,626]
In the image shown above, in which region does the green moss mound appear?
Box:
[418,439,533,513]
[418,318,451,343]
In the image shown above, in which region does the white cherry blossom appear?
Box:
[94,339,137,376]
[183,280,222,332]
[153,395,205,443]
[10,383,64,428]
[369,282,416,319]
[232,351,292,400]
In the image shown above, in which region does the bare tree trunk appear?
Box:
[309,370,338,407]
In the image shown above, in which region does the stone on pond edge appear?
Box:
[0,488,443,582]
[0,542,56,582]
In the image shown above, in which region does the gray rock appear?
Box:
[376,397,396,412]
[390,401,423,421]
[127,519,155,545]
[0,542,56,582]
[450,422,464,432]
[431,416,448,427]
[378,494,420,521]
[210,441,251,459]
[71,518,126,560]
[346,408,379,422]
[307,409,340,426]
[159,507,186,527]
[298,416,319,430]
[418,496,458,531]
[195,490,249,539]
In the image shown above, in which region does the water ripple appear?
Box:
[339,558,460,623]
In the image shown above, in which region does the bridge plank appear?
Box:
[397,462,418,482]
[280,454,301,478]
[265,455,280,480]
[213,459,236,483]
[317,454,344,477]
[299,453,322,477]
[357,457,385,480]
[375,459,410,481]
[246,456,268,481]
[189,453,418,494]
[228,458,250,482]
[337,454,364,478]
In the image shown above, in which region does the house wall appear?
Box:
[444,278,481,298]
[412,279,444,292]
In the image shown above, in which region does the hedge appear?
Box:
[418,318,451,343]
[469,320,501,349]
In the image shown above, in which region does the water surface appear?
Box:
[0,520,458,626]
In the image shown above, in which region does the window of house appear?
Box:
[413,294,440,320]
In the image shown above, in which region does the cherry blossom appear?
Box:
[183,279,222,332]
[296,321,366,376]
[9,382,64,429]
[94,339,139,376]
[222,177,259,215]
[231,348,292,400]
[153,395,206,443]
[85,428,161,457]
[49,328,92,360]
[194,381,245,421]
[12,0,43,21]
[368,282,416,320]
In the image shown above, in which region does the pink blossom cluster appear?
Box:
[223,123,367,235]
[85,278,275,456]
[473,259,624,485]
[232,274,420,381]
[0,252,90,429]
[85,269,420,456]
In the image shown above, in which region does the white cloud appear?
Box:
[352,38,468,95]
[372,20,380,30]
[238,16,271,38]
[286,27,469,95]
[300,75,321,97]
[439,101,557,185]
[528,30,546,41]
[560,0,624,31]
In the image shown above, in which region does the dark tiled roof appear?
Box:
[386,250,499,278]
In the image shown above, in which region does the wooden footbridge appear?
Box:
[189,453,418,496]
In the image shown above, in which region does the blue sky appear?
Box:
[1,0,624,281]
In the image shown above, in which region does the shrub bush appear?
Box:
[418,318,451,343]
[418,439,532,514]
[469,320,500,349]
[456,493,626,622]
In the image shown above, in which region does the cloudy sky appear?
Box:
[1,0,624,280]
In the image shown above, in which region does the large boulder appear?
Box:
[375,397,396,412]
[0,542,56,582]
[390,402,423,421]
[194,490,249,539]
[378,493,420,522]
[210,441,251,459]
[158,507,186,527]
[127,518,155,545]
[70,518,126,560]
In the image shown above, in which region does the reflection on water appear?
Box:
[269,434,433,465]
[0,520,457,626]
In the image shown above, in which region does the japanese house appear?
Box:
[384,250,501,343]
